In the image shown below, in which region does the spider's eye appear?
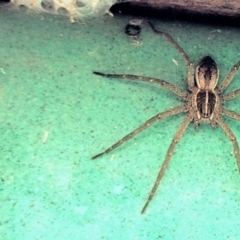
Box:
[195,56,219,90]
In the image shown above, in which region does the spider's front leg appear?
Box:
[216,116,240,172]
[141,114,192,213]
[92,105,186,160]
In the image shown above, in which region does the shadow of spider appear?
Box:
[92,21,240,214]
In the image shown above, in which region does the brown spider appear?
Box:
[92,21,240,214]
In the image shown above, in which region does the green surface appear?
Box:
[1,6,240,240]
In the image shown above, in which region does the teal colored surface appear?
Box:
[1,7,240,240]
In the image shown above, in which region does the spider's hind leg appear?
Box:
[148,21,195,90]
[217,60,240,94]
[93,71,188,100]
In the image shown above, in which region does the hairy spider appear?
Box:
[92,21,240,214]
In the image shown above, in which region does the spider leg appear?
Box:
[93,71,187,100]
[222,89,240,102]
[216,117,240,172]
[217,60,240,93]
[148,21,195,90]
[141,115,192,214]
[221,107,240,122]
[92,105,186,160]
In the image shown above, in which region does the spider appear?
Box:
[92,21,240,214]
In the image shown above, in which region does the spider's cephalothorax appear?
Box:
[92,21,240,214]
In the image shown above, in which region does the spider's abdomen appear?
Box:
[195,56,219,91]
[197,91,216,118]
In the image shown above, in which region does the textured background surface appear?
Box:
[1,7,240,240]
